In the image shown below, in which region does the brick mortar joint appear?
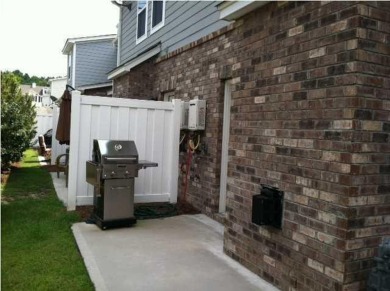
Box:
[155,23,236,64]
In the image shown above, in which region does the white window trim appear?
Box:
[150,0,165,35]
[136,1,148,44]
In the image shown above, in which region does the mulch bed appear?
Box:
[75,199,200,222]
[39,160,199,222]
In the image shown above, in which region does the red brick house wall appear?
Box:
[113,1,390,290]
[114,59,155,99]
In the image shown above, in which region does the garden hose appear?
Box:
[179,133,186,144]
[188,134,200,152]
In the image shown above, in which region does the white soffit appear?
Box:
[219,1,270,21]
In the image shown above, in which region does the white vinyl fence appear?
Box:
[67,91,181,210]
[33,110,53,146]
[51,105,69,164]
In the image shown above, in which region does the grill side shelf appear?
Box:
[86,161,102,186]
[138,160,158,169]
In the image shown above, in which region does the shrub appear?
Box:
[1,72,37,169]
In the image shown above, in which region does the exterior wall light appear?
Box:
[111,0,132,11]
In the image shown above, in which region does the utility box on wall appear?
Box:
[188,99,206,130]
[252,185,284,229]
[180,101,189,129]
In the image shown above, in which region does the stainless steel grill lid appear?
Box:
[93,140,139,164]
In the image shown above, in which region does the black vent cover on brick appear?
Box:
[252,185,284,229]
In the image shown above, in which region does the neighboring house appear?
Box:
[20,83,52,107]
[20,83,53,145]
[108,1,389,290]
[49,77,67,99]
[62,34,117,96]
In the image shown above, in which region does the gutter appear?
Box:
[108,42,161,80]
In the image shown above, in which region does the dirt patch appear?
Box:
[176,199,201,215]
[1,190,50,205]
[28,192,49,199]
[12,162,21,168]
[1,196,14,205]
[1,163,21,185]
[75,206,94,221]
[41,164,64,173]
[1,172,10,185]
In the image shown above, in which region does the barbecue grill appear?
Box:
[86,139,157,229]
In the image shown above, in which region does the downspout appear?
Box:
[72,44,76,89]
[117,7,122,66]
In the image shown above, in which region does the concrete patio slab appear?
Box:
[50,172,68,206]
[72,214,279,291]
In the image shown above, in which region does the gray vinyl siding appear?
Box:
[75,40,117,88]
[119,1,229,65]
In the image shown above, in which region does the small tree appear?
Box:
[1,72,37,169]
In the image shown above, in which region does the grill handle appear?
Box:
[111,186,132,190]
[138,160,158,169]
[105,157,137,161]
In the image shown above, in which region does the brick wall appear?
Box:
[153,25,235,216]
[342,2,390,289]
[114,24,236,217]
[113,58,156,99]
[224,2,390,290]
[113,1,389,290]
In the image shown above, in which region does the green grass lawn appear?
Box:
[1,149,94,291]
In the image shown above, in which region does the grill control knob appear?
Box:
[125,171,129,175]
[111,171,116,176]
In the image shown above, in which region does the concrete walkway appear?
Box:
[72,214,279,291]
[47,158,278,291]
[50,172,68,206]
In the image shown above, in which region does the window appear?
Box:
[136,1,147,43]
[151,0,165,34]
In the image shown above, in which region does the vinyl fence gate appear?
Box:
[66,91,181,210]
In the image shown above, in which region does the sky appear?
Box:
[0,0,119,78]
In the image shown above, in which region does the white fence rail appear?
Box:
[67,91,181,210]
[51,106,68,164]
